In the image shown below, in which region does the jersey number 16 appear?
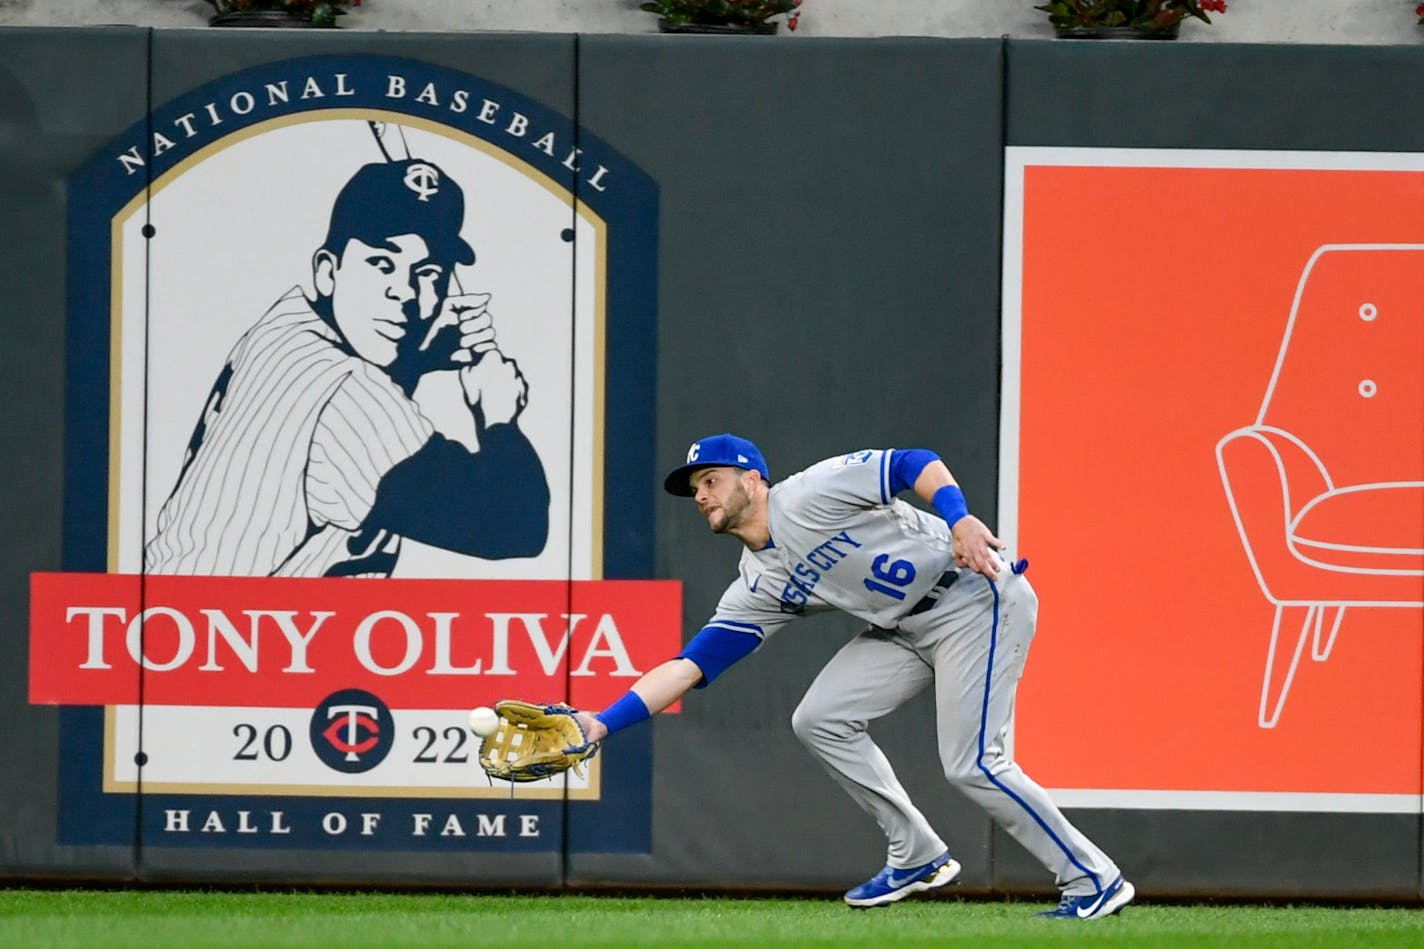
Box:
[863,554,916,600]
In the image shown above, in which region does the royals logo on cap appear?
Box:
[664,433,770,496]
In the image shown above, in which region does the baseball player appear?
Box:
[575,434,1133,917]
[145,158,548,576]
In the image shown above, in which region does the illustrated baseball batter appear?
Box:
[576,434,1133,917]
[145,157,549,577]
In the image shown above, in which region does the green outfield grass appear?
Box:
[0,889,1420,948]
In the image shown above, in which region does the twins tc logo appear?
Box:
[310,689,394,773]
[403,161,440,201]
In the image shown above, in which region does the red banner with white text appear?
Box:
[30,573,682,712]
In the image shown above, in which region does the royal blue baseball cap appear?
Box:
[663,433,770,496]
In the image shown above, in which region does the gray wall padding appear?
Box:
[0,27,1419,900]
[0,27,149,880]
[571,35,1007,891]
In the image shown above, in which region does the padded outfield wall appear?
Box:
[1,28,1421,901]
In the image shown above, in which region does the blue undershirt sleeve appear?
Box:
[888,448,940,495]
[595,691,650,735]
[676,624,763,689]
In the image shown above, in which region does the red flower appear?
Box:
[1200,0,1228,12]
[787,10,799,30]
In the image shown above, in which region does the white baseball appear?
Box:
[468,706,500,738]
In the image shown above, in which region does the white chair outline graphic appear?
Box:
[1216,243,1424,728]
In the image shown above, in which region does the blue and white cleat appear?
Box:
[1035,875,1135,920]
[843,852,961,908]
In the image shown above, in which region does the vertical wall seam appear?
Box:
[560,30,584,892]
[133,23,155,882]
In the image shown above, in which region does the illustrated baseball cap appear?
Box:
[324,159,476,266]
[663,433,770,496]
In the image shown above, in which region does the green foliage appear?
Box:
[640,0,799,28]
[1035,0,1219,31]
[205,0,353,27]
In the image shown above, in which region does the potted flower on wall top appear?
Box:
[206,0,358,28]
[641,0,804,34]
[1036,0,1226,39]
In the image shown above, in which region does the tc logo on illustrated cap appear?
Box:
[663,433,770,496]
[323,158,476,267]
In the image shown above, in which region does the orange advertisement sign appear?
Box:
[1002,150,1424,810]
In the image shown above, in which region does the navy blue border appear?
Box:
[60,53,658,853]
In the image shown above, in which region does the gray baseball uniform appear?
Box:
[707,448,1120,897]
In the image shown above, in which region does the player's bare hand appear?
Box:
[952,514,1006,581]
[573,710,608,744]
[459,350,528,426]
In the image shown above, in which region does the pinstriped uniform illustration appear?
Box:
[144,155,550,578]
[146,291,433,577]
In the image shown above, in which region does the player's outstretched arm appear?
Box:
[574,657,704,743]
[575,618,763,741]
